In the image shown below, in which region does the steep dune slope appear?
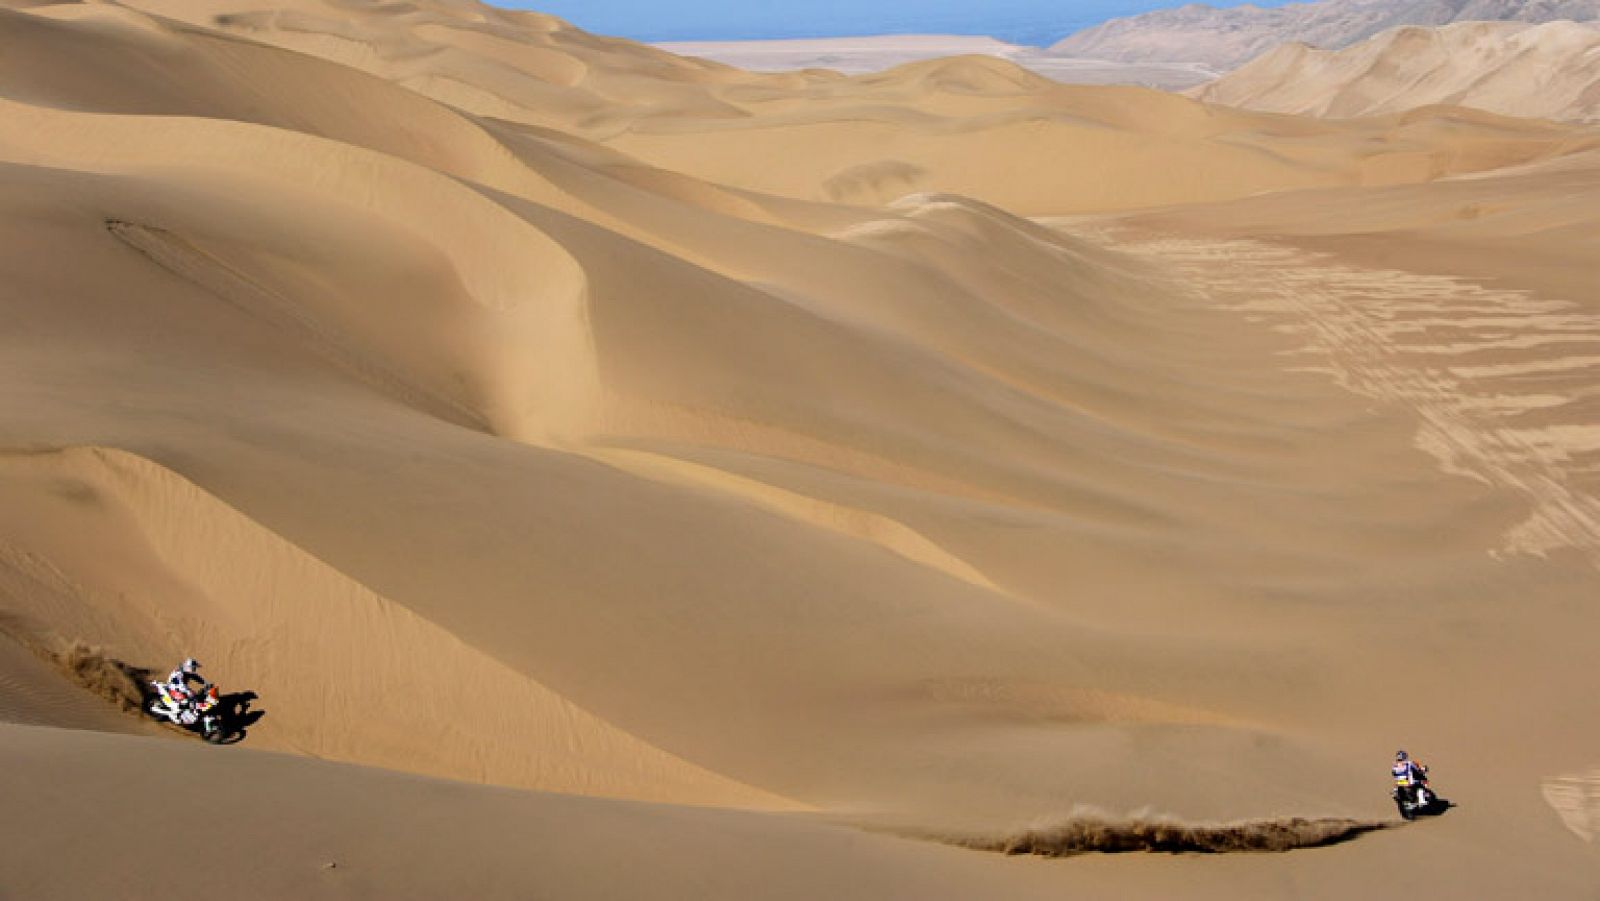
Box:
[0,446,794,807]
[2,0,1600,897]
[1195,20,1600,123]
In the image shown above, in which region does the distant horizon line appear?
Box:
[594,24,1094,48]
[649,29,1065,49]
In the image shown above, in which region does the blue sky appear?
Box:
[517,1,1292,46]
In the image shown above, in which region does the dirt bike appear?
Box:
[146,682,228,744]
[1392,765,1445,820]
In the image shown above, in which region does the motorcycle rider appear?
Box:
[156,657,205,724]
[1393,749,1429,806]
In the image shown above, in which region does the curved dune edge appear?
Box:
[908,814,1394,857]
[0,95,599,444]
[0,446,801,811]
[105,219,491,434]
[590,447,1002,593]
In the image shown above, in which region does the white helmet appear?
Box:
[181,657,201,675]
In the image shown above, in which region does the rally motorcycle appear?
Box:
[1392,765,1447,820]
[146,681,228,744]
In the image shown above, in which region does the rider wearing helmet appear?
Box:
[161,658,205,721]
[1393,749,1428,791]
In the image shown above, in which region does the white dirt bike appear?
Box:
[146,681,227,744]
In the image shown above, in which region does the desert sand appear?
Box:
[1,0,1599,898]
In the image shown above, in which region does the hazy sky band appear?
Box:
[517,0,1293,47]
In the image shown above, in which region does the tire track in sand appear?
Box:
[1112,235,1600,569]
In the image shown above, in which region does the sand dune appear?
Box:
[89,0,1600,214]
[603,79,1593,213]
[0,721,1109,900]
[1194,20,1600,123]
[2,0,1600,897]
[0,446,793,806]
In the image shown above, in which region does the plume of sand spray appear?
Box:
[902,804,1393,858]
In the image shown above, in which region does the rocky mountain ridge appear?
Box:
[1049,0,1600,70]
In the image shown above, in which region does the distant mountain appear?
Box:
[655,35,1219,88]
[1192,20,1600,122]
[1048,0,1600,70]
